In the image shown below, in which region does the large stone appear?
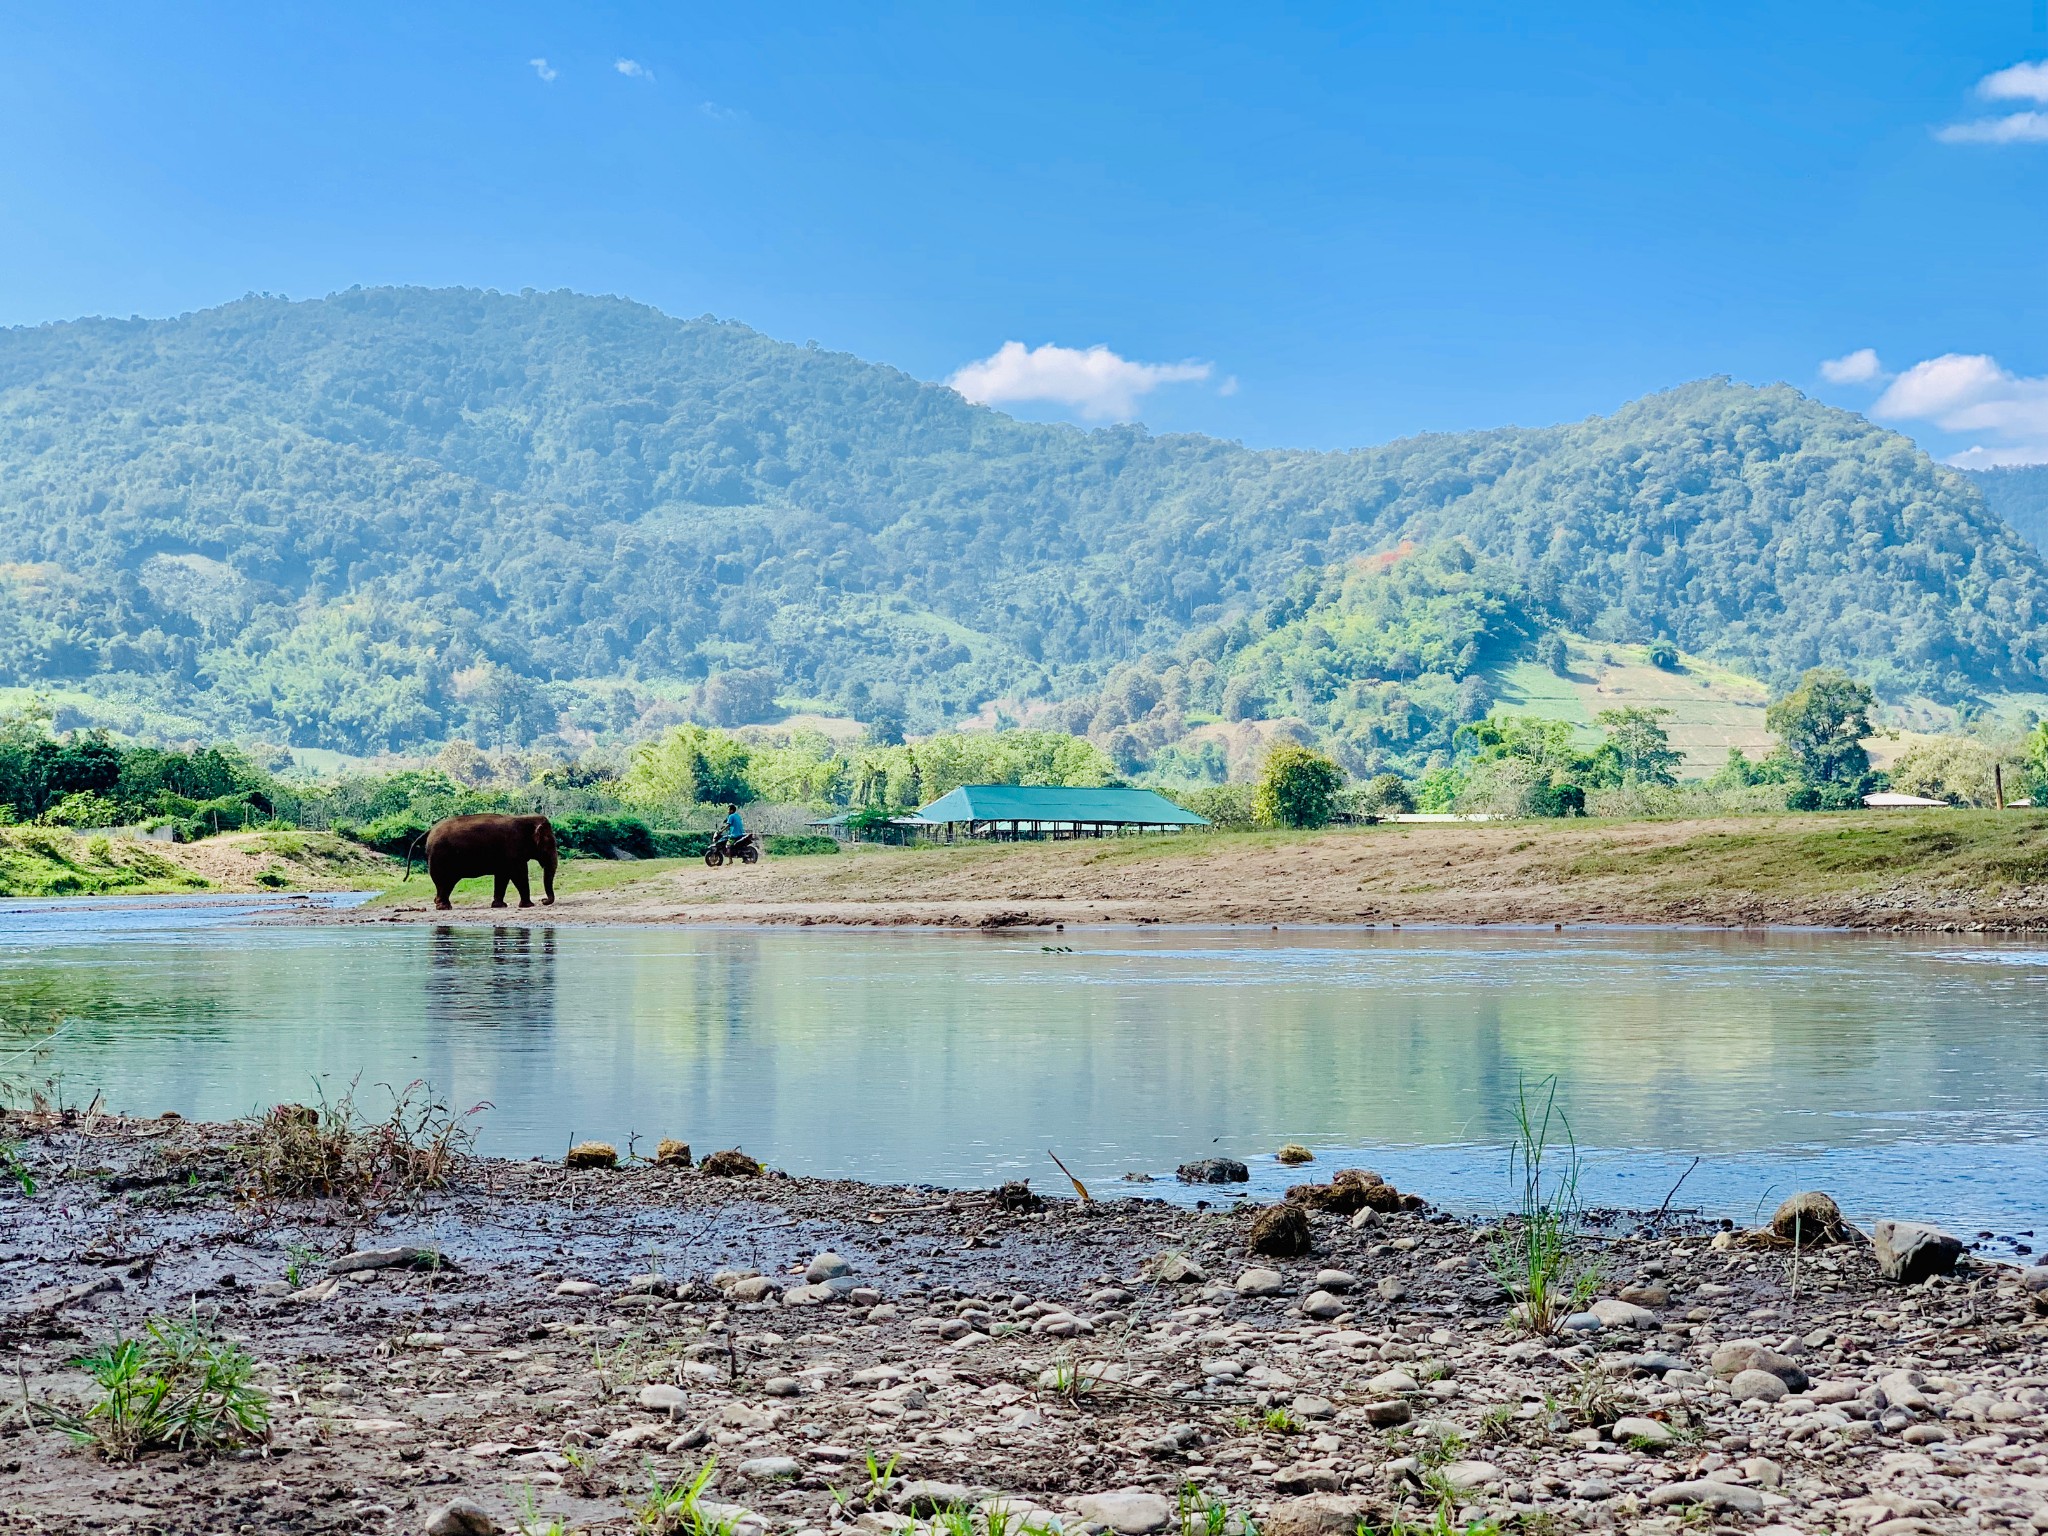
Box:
[1074,1490,1173,1533]
[1145,1251,1207,1285]
[1872,1220,1964,1284]
[2021,1266,2048,1293]
[805,1252,852,1283]
[1249,1204,1312,1258]
[638,1384,688,1413]
[1611,1415,1674,1447]
[1437,1461,1501,1494]
[1730,1368,1789,1403]
[563,1141,617,1170]
[1648,1481,1766,1515]
[1235,1267,1287,1297]
[1361,1398,1411,1427]
[1588,1298,1657,1331]
[423,1499,501,1536]
[1276,1143,1316,1165]
[1771,1190,1855,1245]
[1298,1290,1345,1320]
[738,1455,802,1482]
[655,1138,693,1166]
[1708,1341,1809,1392]
[1263,1495,1386,1536]
[1177,1157,1250,1184]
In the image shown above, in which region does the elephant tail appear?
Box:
[402,833,427,882]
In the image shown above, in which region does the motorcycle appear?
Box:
[703,830,761,867]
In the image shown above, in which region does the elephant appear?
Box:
[423,813,558,910]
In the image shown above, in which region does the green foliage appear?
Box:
[764,834,839,856]
[1491,1076,1590,1335]
[49,1316,270,1460]
[1252,744,1345,829]
[1887,734,2033,808]
[1767,668,1876,791]
[1357,772,1416,816]
[1594,706,1681,786]
[0,290,2040,753]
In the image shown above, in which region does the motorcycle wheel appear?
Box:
[738,843,760,864]
[703,849,724,868]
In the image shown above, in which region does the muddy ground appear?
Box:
[3,1114,2045,1536]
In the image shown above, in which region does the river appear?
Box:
[3,896,2044,1245]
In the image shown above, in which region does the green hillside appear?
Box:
[1970,465,2048,554]
[2,287,2045,753]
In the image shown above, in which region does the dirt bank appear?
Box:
[345,813,2048,931]
[2,1114,2043,1536]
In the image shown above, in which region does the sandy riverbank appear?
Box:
[3,1114,2044,1535]
[339,813,2048,931]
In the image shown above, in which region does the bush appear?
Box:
[552,814,657,858]
[1357,772,1415,816]
[350,813,431,857]
[651,829,712,858]
[1254,744,1346,829]
[1168,782,1256,828]
[1646,640,1680,670]
[764,834,839,856]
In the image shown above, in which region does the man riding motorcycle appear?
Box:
[706,802,760,865]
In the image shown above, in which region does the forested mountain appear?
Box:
[1969,466,2048,555]
[1,286,2045,753]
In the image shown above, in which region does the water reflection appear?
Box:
[3,910,2045,1234]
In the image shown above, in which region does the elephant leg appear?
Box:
[513,866,533,908]
[492,873,509,908]
[433,876,455,911]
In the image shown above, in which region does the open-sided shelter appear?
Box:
[907,784,1208,840]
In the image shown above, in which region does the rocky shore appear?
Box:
[2,1115,2045,1536]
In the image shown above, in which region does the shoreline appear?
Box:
[3,1114,2045,1535]
[332,814,2048,933]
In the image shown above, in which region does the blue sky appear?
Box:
[3,3,2046,460]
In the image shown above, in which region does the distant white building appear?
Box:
[1860,791,1948,809]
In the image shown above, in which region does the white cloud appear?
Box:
[699,100,742,123]
[1938,59,2048,142]
[1979,59,2048,102]
[948,342,1214,422]
[1820,347,1888,386]
[1936,111,2048,144]
[529,57,557,82]
[1870,352,2048,466]
[614,57,652,79]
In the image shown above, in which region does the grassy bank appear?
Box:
[0,828,396,899]
[351,808,2048,929]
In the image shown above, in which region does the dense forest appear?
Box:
[1969,465,2048,556]
[2,286,2046,755]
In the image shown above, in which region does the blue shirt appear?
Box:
[723,811,744,838]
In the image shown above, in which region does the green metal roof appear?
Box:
[908,785,1209,826]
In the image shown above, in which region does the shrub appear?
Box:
[349,813,431,857]
[764,834,839,856]
[1357,772,1415,816]
[238,1078,485,1204]
[1252,744,1345,829]
[1646,640,1680,670]
[1167,783,1256,828]
[552,814,658,858]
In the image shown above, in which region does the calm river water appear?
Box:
[4,896,2045,1241]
